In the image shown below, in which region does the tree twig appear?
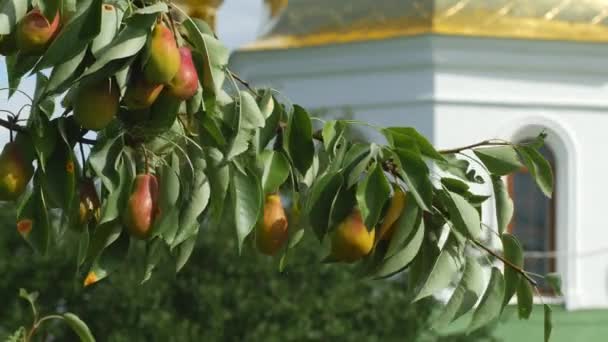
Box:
[473,239,538,287]
[229,70,258,96]
[0,116,97,145]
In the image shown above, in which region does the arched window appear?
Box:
[509,144,556,293]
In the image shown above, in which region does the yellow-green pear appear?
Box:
[377,187,406,242]
[330,209,375,263]
[256,194,289,256]
[73,78,119,131]
[0,142,34,201]
[144,23,180,84]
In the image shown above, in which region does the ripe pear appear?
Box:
[73,78,119,131]
[125,174,159,240]
[168,47,199,100]
[78,179,100,225]
[377,187,406,241]
[256,194,289,256]
[16,9,60,54]
[123,71,164,110]
[144,23,180,84]
[330,209,375,263]
[0,142,34,201]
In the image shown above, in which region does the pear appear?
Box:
[168,47,199,100]
[256,194,289,256]
[123,71,164,110]
[125,174,159,240]
[73,78,119,131]
[377,187,406,241]
[78,178,101,226]
[0,142,34,201]
[330,209,375,263]
[16,9,60,54]
[144,23,180,84]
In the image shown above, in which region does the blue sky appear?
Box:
[0,2,264,143]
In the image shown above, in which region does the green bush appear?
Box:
[0,204,497,341]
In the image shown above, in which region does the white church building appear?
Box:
[230,0,608,311]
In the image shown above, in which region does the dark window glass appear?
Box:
[510,145,555,292]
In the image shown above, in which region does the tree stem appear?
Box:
[438,141,511,154]
[473,240,538,287]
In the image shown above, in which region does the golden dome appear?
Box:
[244,0,608,50]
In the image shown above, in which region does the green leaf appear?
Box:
[356,162,391,229]
[413,239,461,301]
[492,175,513,234]
[370,218,424,279]
[206,149,230,225]
[342,143,373,188]
[98,149,135,225]
[544,304,553,342]
[259,151,290,194]
[174,234,197,273]
[6,53,40,97]
[63,312,96,342]
[133,2,168,14]
[231,167,262,254]
[88,135,123,193]
[18,288,39,310]
[546,273,563,296]
[287,105,314,175]
[385,196,421,259]
[17,184,51,254]
[91,2,122,57]
[473,145,523,176]
[240,91,265,129]
[441,177,470,194]
[517,145,554,198]
[434,256,485,329]
[142,238,169,284]
[182,18,229,94]
[257,97,282,151]
[502,233,524,307]
[0,0,28,35]
[307,171,343,240]
[467,267,505,333]
[322,120,346,154]
[443,190,481,240]
[383,127,444,161]
[86,220,122,263]
[437,154,484,184]
[174,154,210,247]
[392,148,433,211]
[86,229,129,286]
[517,279,534,319]
[152,153,181,241]
[83,12,157,77]
[35,0,103,71]
[45,47,87,95]
[44,139,78,210]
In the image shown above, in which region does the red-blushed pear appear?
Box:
[125,174,159,240]
[123,71,164,110]
[168,47,199,100]
[376,187,406,242]
[78,178,101,226]
[73,78,119,131]
[16,9,60,54]
[0,142,34,201]
[329,209,375,263]
[256,194,289,256]
[144,23,180,84]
